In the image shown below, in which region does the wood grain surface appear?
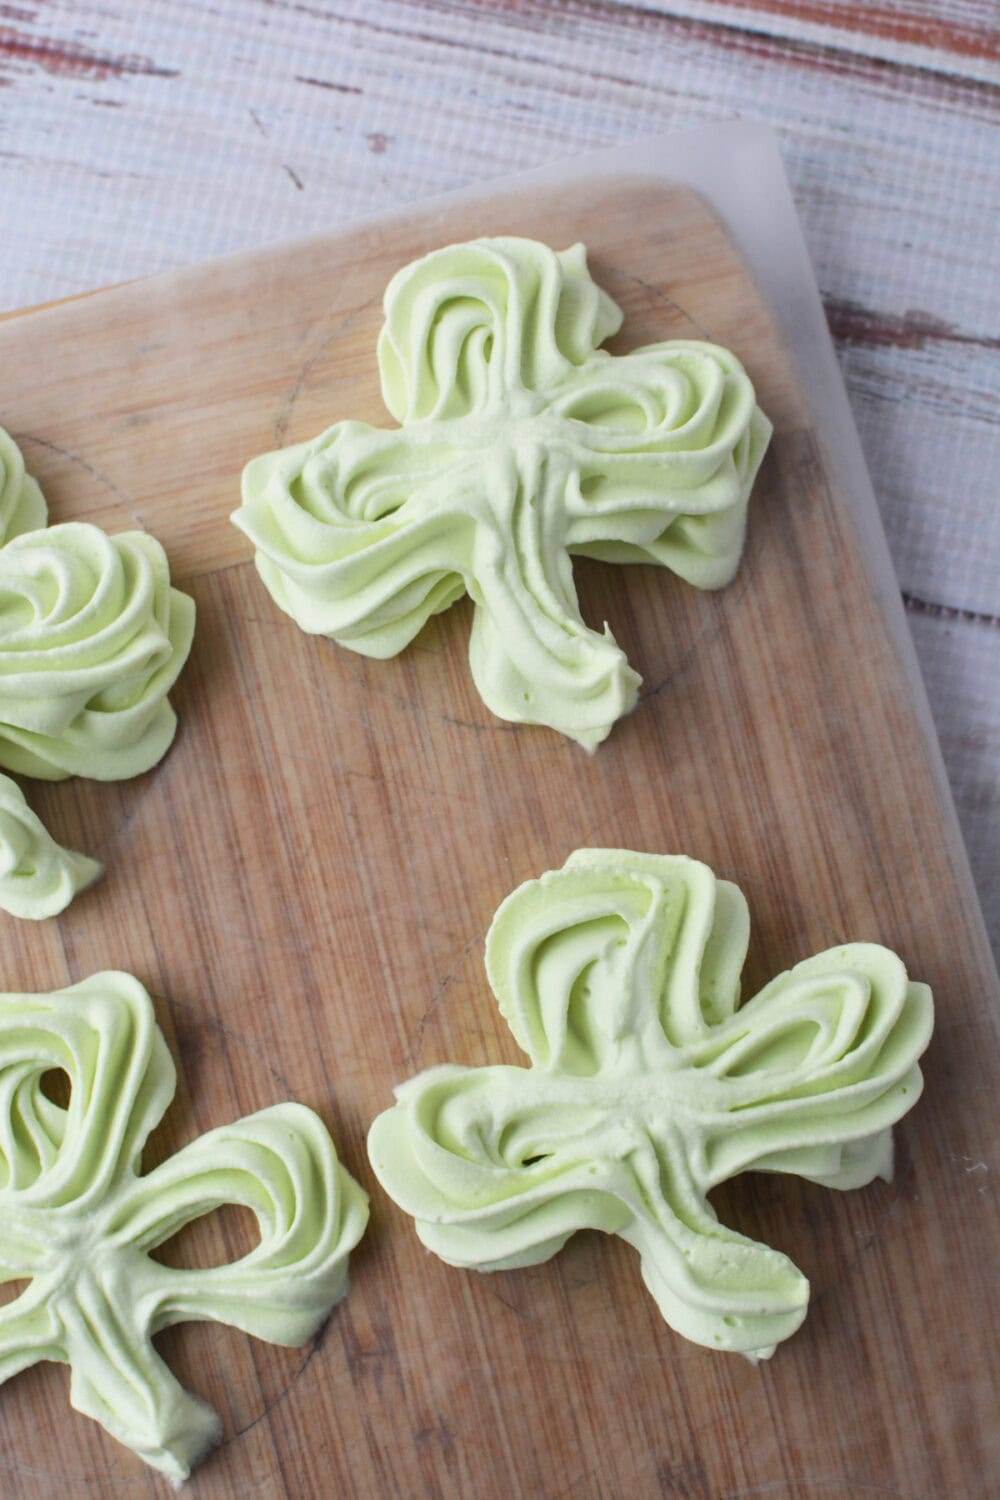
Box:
[0,177,996,1499]
[2,0,998,970]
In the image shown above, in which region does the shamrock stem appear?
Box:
[468,446,640,748]
[619,1127,809,1359]
[58,1257,221,1487]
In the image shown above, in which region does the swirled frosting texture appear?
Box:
[0,772,101,918]
[233,238,771,748]
[0,524,195,780]
[0,429,47,545]
[0,972,368,1484]
[369,849,933,1359]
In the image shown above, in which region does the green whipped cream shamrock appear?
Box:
[0,428,47,545]
[233,238,771,749]
[0,517,195,781]
[0,971,368,1484]
[0,772,101,918]
[369,849,933,1359]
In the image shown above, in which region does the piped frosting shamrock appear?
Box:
[0,971,368,1484]
[233,238,771,749]
[0,521,195,780]
[0,772,101,918]
[369,849,933,1359]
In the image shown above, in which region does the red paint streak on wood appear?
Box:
[682,0,1000,66]
[483,0,999,66]
[0,27,179,81]
[432,0,997,105]
[825,298,1000,352]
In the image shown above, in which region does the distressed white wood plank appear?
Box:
[1,0,997,952]
[833,336,999,618]
[622,0,1000,83]
[907,608,1000,958]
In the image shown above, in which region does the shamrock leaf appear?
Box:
[233,238,771,748]
[0,771,101,918]
[0,972,368,1484]
[0,428,47,546]
[376,239,623,421]
[0,430,195,783]
[0,523,195,781]
[368,850,933,1360]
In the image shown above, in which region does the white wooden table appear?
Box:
[2,0,997,950]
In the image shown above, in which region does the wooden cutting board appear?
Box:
[0,177,996,1500]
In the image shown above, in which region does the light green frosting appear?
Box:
[0,429,47,545]
[0,523,195,781]
[369,850,933,1360]
[233,237,771,748]
[0,772,101,918]
[0,971,368,1485]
